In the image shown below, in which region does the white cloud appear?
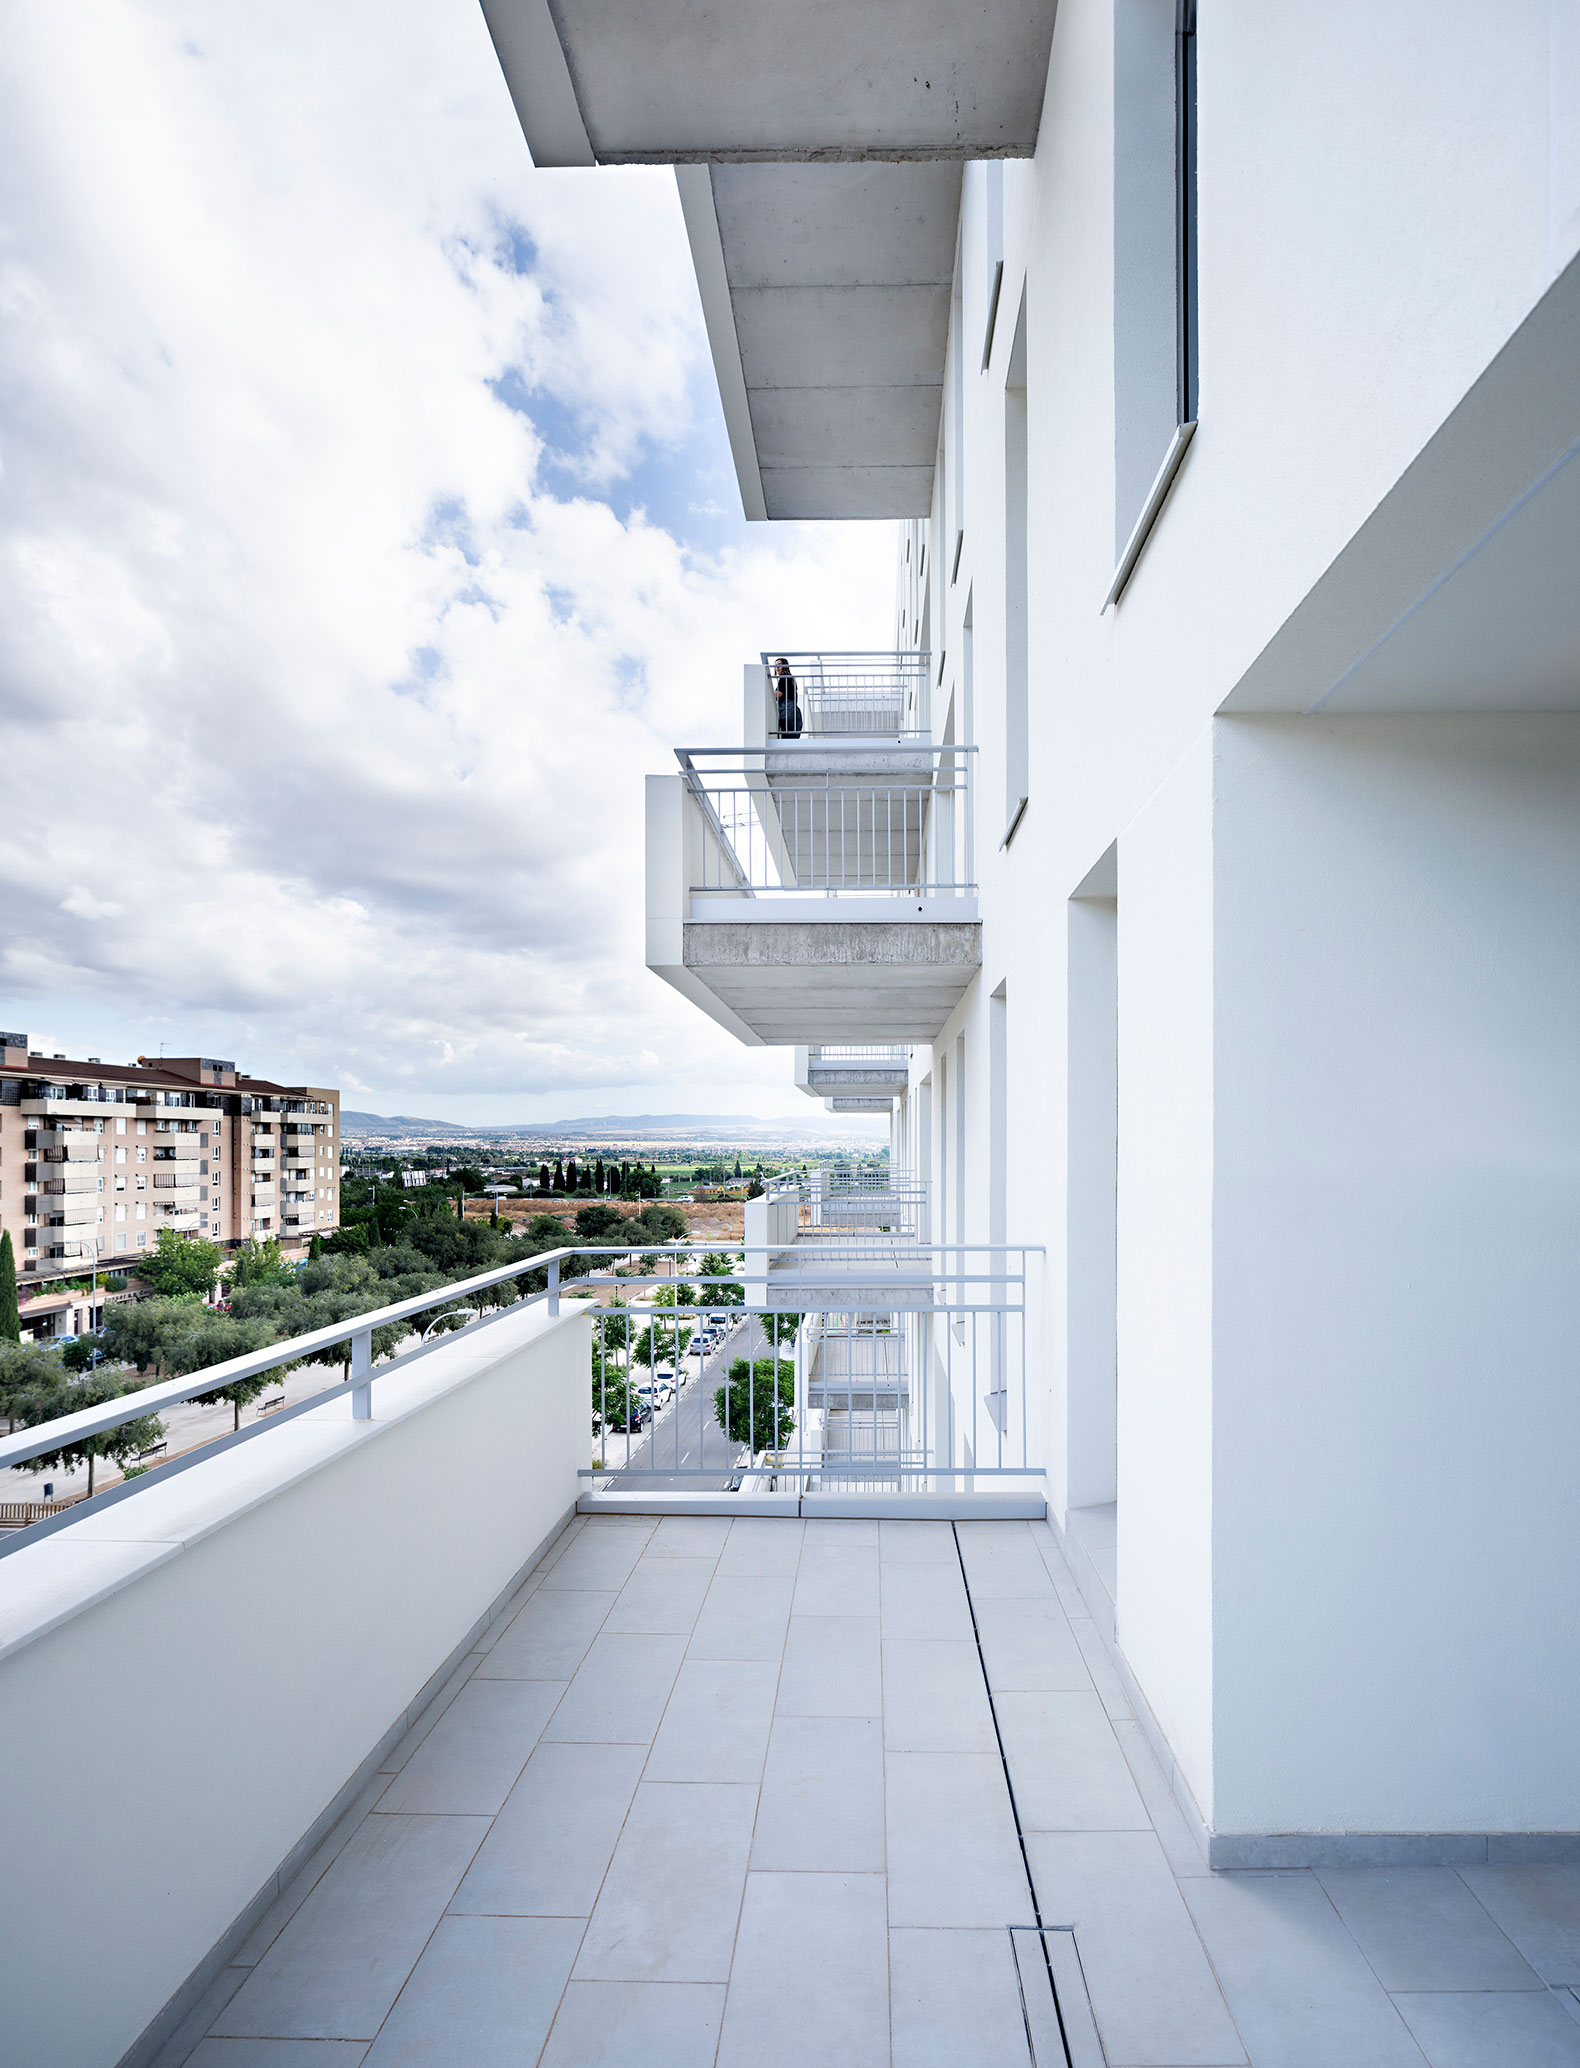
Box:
[0,0,896,1121]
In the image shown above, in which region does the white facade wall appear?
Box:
[886,0,1580,1838]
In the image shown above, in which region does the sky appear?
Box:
[0,1,895,1129]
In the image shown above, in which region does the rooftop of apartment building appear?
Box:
[0,1033,335,1104]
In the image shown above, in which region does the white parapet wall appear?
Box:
[0,1301,588,2068]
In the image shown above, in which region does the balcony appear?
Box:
[752,651,928,742]
[647,744,979,1044]
[37,1171,101,1195]
[153,1173,199,1192]
[795,1043,909,1111]
[4,1241,1569,2063]
[156,1205,203,1227]
[35,1132,105,1161]
[44,1198,100,1227]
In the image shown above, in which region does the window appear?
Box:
[115,1176,125,1192]
[1177,0,1197,424]
[136,1231,146,1246]
[116,1117,126,1134]
[136,1147,146,1163]
[115,1233,126,1250]
[982,162,1005,368]
[136,1175,146,1192]
[115,1146,126,1164]
[1113,0,1198,556]
[1003,287,1029,843]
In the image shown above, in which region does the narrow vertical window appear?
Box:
[1003,289,1029,844]
[1176,0,1198,424]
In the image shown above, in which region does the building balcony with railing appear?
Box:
[38,1169,102,1195]
[35,1131,105,1160]
[754,650,929,741]
[794,1042,909,1111]
[647,741,979,1045]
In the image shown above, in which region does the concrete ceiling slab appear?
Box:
[684,162,960,519]
[758,468,937,519]
[682,919,980,1042]
[486,0,1057,165]
[748,386,943,470]
[731,286,951,390]
[711,162,964,286]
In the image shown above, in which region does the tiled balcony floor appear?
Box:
[156,1514,1580,2068]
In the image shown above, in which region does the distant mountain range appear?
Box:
[339,1109,878,1141]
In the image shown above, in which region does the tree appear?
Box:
[453,1167,487,1193]
[575,1202,624,1241]
[228,1238,292,1290]
[15,1367,167,1497]
[538,1162,551,1193]
[733,1156,743,1179]
[182,1314,288,1430]
[591,1358,644,1438]
[553,1157,566,1193]
[101,1297,207,1376]
[714,1356,796,1454]
[631,1287,693,1369]
[0,1341,63,1432]
[631,1202,688,1244]
[746,1175,765,1199]
[698,1252,744,1307]
[138,1227,224,1299]
[0,1228,18,1344]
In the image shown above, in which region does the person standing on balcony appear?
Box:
[772,656,802,737]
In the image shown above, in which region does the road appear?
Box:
[595,1312,791,1490]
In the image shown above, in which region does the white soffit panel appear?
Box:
[685,162,961,520]
[1224,247,1580,715]
[484,0,1057,164]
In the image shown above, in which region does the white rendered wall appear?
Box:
[0,1305,587,2068]
[1211,714,1580,1835]
[1115,730,1218,1818]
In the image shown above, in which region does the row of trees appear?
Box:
[534,1157,662,1199]
[1,1201,696,1492]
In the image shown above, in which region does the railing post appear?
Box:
[548,1255,560,1316]
[350,1328,373,1421]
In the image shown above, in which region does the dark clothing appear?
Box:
[774,667,803,737]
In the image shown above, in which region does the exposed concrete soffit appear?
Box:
[681,161,961,520]
[480,0,594,168]
[1223,246,1580,716]
[482,0,1058,166]
[675,168,767,521]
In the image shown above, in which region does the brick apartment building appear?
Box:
[0,1035,339,1294]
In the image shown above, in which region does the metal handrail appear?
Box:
[1,1243,1044,1537]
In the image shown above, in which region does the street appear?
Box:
[594,1311,792,1490]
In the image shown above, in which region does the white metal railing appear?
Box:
[808,1045,908,1067]
[761,650,930,737]
[678,746,975,899]
[590,1242,1037,1491]
[0,1242,1041,1542]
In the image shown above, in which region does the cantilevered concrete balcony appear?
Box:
[795,1045,909,1113]
[646,747,979,1046]
[481,0,1060,517]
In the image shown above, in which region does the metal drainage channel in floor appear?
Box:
[953,1524,1107,2068]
